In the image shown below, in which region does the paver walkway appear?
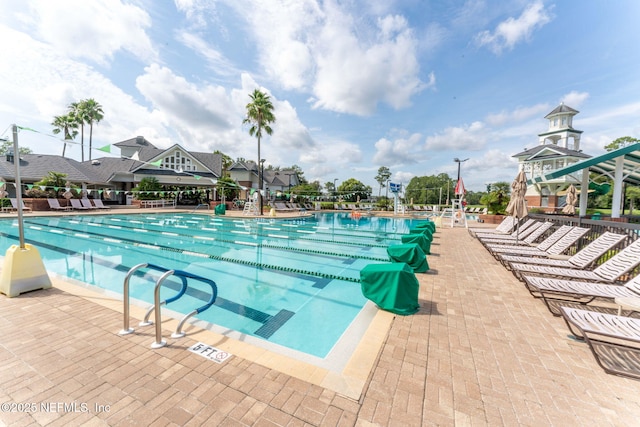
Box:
[1,223,640,426]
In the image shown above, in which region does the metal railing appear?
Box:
[191,203,210,213]
[119,263,218,348]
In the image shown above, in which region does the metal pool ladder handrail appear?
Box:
[118,263,218,349]
[191,203,210,212]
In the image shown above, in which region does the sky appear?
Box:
[1,0,639,193]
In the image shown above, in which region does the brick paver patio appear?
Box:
[1,216,640,426]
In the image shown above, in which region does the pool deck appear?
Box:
[1,209,640,425]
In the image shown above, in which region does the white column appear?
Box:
[611,156,624,218]
[580,168,589,217]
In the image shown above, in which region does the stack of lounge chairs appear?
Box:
[472,216,640,381]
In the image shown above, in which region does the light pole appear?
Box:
[259,159,265,215]
[454,157,469,182]
[385,179,390,210]
[333,178,338,197]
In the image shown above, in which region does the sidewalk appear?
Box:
[1,224,640,425]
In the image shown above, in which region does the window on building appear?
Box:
[161,151,193,171]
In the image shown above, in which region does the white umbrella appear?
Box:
[562,184,578,215]
[0,181,7,198]
[505,170,529,242]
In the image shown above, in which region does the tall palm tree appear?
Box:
[68,101,87,161]
[243,89,276,215]
[51,113,79,158]
[82,98,104,161]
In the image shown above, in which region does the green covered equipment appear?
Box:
[360,263,420,315]
[409,226,433,241]
[401,233,431,254]
[414,221,436,233]
[387,243,429,273]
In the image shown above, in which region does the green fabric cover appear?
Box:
[409,227,433,241]
[360,263,420,315]
[414,221,436,232]
[401,233,431,254]
[387,243,429,273]
[214,204,226,215]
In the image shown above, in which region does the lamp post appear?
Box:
[385,179,390,210]
[259,159,265,215]
[454,157,469,182]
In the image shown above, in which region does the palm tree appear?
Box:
[68,101,87,161]
[82,98,104,161]
[51,113,79,158]
[243,89,276,215]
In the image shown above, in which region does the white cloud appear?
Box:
[26,0,157,65]
[474,1,553,55]
[137,64,234,130]
[311,7,426,115]
[216,0,426,116]
[298,136,363,182]
[485,103,549,127]
[176,30,240,77]
[560,91,589,109]
[424,121,487,151]
[464,149,519,186]
[372,132,423,165]
[393,171,416,185]
[0,23,163,155]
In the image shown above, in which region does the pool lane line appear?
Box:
[133,216,396,248]
[111,212,407,245]
[30,217,391,262]
[135,212,405,240]
[0,230,299,339]
[30,217,390,261]
[22,220,365,283]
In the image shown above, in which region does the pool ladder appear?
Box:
[118,263,218,349]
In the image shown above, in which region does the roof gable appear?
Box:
[544,103,579,118]
[512,144,590,160]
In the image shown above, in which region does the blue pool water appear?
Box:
[0,212,423,358]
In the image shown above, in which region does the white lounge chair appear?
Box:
[92,199,110,209]
[490,225,588,258]
[69,199,89,210]
[47,198,72,211]
[473,217,532,239]
[531,274,640,316]
[9,198,31,212]
[508,232,627,275]
[520,237,640,296]
[559,306,640,380]
[81,198,98,209]
[480,221,552,246]
[274,202,294,212]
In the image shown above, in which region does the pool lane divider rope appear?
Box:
[111,216,393,247]
[196,214,405,240]
[41,220,389,262]
[23,220,370,283]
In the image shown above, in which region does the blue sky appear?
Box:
[1,0,639,192]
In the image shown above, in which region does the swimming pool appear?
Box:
[0,212,421,362]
